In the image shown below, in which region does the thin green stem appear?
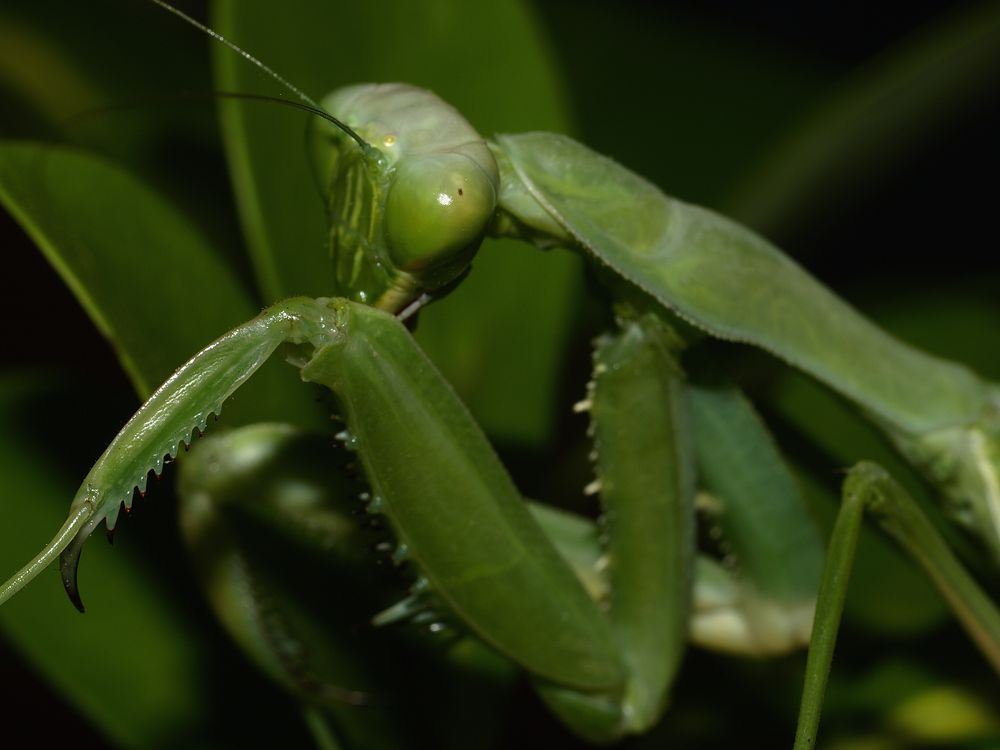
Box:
[792,472,865,750]
[794,461,1000,749]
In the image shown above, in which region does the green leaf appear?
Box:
[0,141,249,390]
[0,141,321,428]
[212,0,580,445]
[0,0,233,237]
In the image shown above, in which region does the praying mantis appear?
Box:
[1,1,999,747]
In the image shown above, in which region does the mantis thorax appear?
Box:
[316,84,499,313]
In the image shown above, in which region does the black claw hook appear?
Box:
[60,526,92,613]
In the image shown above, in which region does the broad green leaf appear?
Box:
[212,0,580,445]
[0,0,241,249]
[0,141,320,428]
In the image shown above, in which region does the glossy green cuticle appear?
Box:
[384,154,497,277]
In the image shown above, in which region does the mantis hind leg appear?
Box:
[794,462,1000,749]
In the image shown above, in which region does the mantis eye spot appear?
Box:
[384,153,496,282]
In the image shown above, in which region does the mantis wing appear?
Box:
[491,132,1000,562]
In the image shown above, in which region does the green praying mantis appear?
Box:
[1,1,999,747]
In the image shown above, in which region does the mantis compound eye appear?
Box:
[384,153,497,287]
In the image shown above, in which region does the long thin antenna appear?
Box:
[149,0,371,151]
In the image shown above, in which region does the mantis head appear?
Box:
[382,151,497,290]
[316,84,499,312]
[149,1,498,314]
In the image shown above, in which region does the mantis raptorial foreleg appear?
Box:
[794,462,1000,749]
[587,312,692,728]
[7,293,695,737]
[172,304,775,742]
[538,310,693,740]
[0,297,335,609]
[295,301,624,693]
[2,296,624,686]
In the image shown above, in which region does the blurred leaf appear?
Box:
[726,1,1000,237]
[213,0,580,445]
[825,659,1000,747]
[887,684,1000,742]
[0,374,307,748]
[0,0,252,283]
[0,142,248,389]
[0,141,321,428]
[0,13,104,132]
[534,0,836,207]
[0,0,213,147]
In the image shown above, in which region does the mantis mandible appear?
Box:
[0,1,998,747]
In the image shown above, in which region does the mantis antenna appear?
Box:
[149,0,373,153]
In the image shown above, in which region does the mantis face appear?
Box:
[316,84,499,313]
